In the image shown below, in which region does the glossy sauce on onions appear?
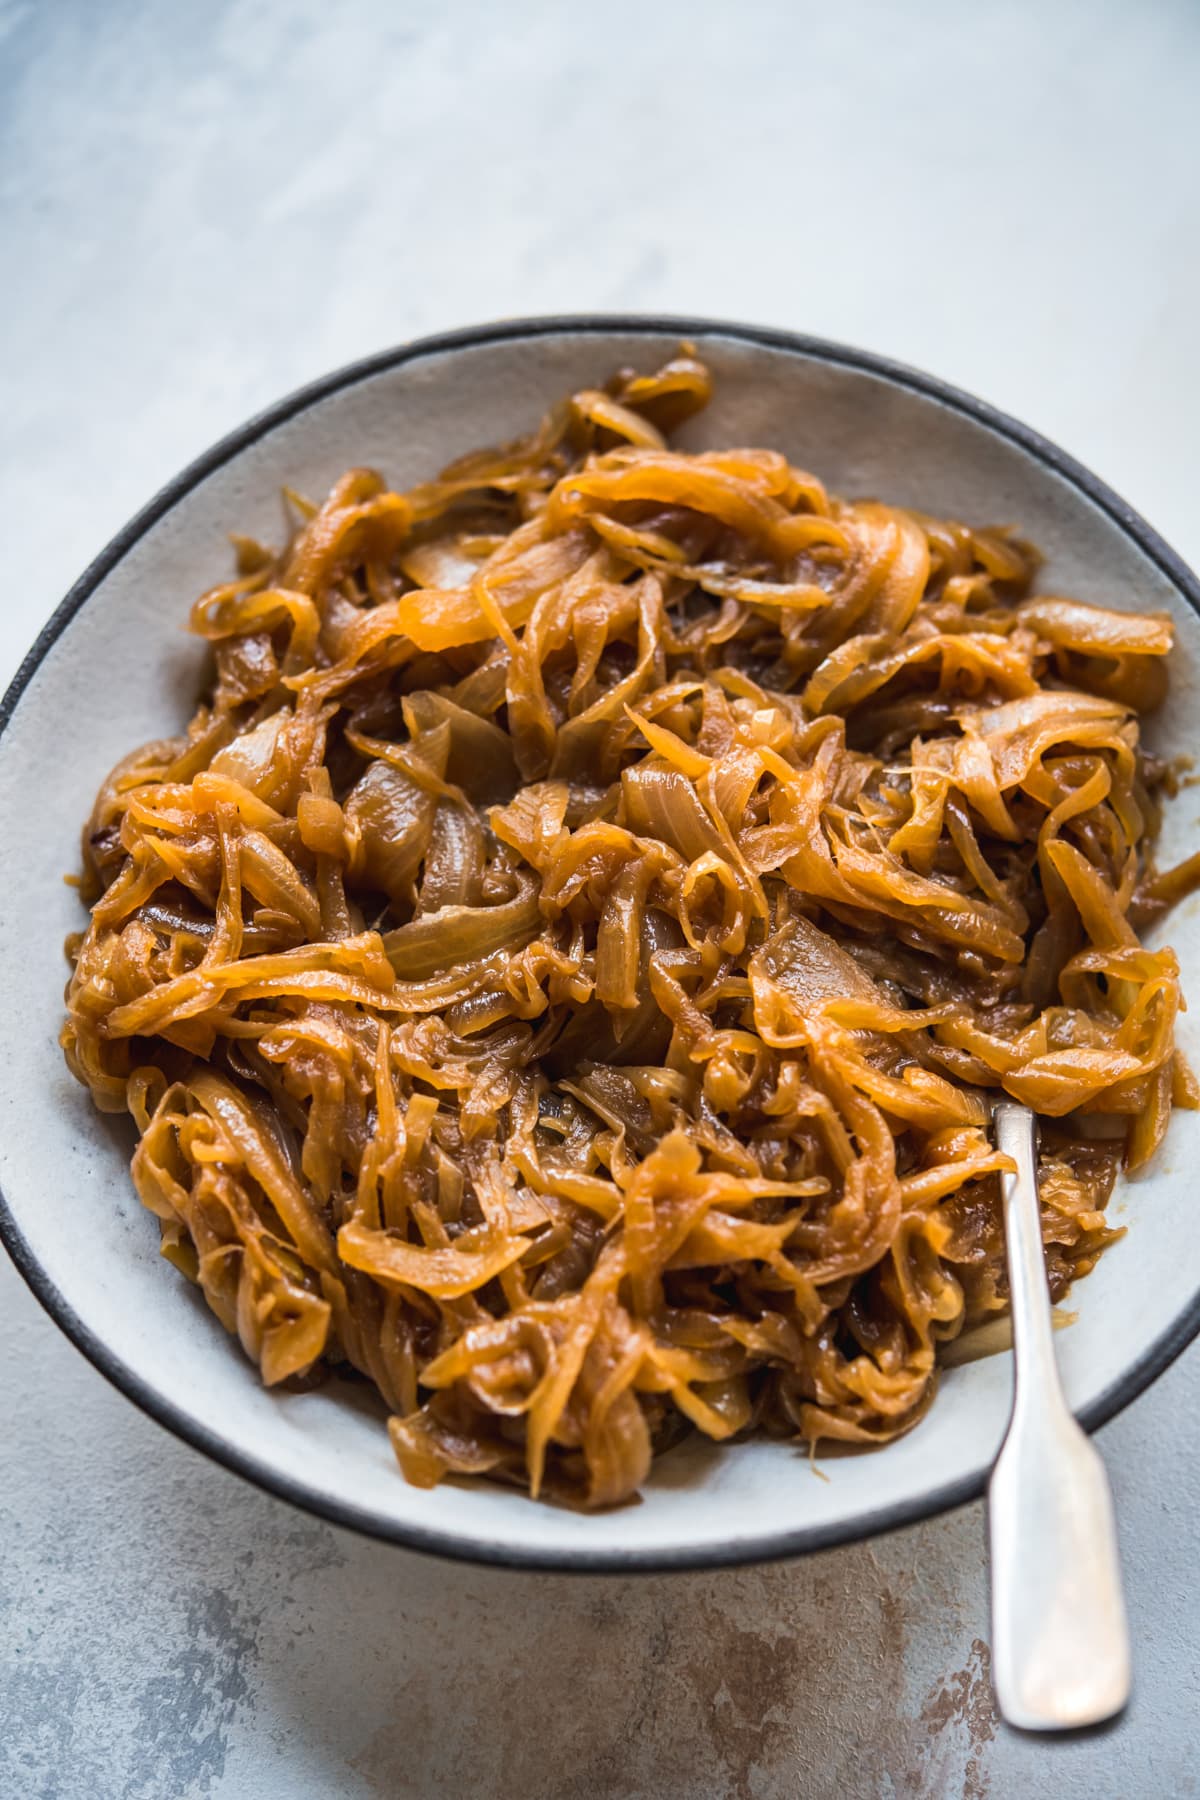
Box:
[63,352,1198,1506]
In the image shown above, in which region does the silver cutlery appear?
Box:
[988,1100,1131,1731]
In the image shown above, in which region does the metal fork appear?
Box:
[988,1101,1131,1730]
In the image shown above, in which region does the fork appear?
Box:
[987,1100,1132,1730]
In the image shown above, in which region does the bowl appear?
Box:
[3,315,1200,1571]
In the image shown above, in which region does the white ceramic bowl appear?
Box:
[3,317,1199,1571]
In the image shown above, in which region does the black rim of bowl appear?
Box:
[3,312,1200,1573]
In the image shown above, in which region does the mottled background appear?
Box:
[3,2,1200,1795]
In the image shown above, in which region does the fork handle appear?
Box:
[987,1101,1131,1731]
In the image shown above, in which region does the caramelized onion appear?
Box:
[63,347,1197,1508]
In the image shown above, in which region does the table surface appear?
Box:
[4,3,1200,1795]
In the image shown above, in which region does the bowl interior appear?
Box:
[3,322,1199,1569]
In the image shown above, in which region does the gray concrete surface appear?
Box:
[3,2,1200,1794]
